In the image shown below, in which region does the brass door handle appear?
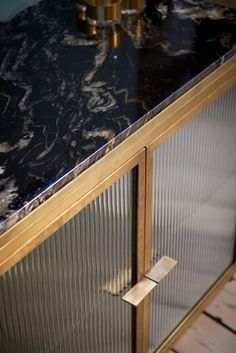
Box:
[122,256,177,307]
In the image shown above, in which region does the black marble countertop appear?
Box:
[0,0,235,234]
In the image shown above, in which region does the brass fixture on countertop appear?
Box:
[75,0,147,49]
[86,0,121,26]
[76,0,146,26]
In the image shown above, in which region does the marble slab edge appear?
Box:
[0,48,235,236]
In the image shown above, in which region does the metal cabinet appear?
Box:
[1,84,236,353]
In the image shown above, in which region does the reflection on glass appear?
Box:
[0,172,134,353]
[149,85,236,351]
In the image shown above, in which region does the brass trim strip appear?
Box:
[140,144,154,353]
[135,146,146,352]
[0,150,145,275]
[147,72,236,152]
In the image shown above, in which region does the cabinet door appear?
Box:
[0,155,145,353]
[148,85,236,352]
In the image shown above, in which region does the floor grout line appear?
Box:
[202,311,236,335]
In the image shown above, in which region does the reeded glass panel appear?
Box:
[0,172,135,353]
[149,85,236,352]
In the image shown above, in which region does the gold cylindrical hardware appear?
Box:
[86,0,121,25]
[109,28,122,48]
[87,25,122,48]
[122,256,177,306]
[121,0,145,11]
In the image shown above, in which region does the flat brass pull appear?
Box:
[122,256,177,306]
[145,255,177,283]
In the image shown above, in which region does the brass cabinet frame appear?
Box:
[144,146,236,353]
[0,150,146,278]
[0,55,236,353]
[142,57,236,352]
[0,148,148,353]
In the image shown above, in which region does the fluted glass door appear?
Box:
[149,85,236,352]
[0,171,136,353]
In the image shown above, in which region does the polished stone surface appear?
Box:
[0,0,235,234]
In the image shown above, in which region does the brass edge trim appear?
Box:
[147,61,236,152]
[140,145,154,353]
[0,56,235,274]
[135,148,146,352]
[155,263,236,353]
[136,300,146,353]
[0,150,145,275]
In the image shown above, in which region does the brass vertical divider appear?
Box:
[142,147,154,353]
[135,146,154,353]
[138,77,236,353]
[135,149,146,353]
